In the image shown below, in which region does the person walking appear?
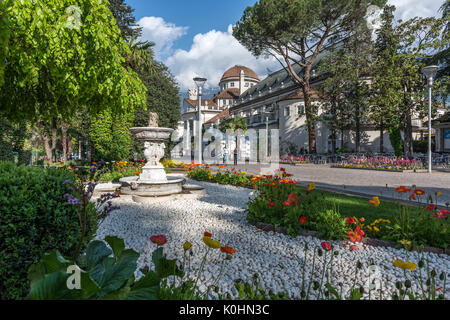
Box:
[233,146,239,165]
[223,146,229,164]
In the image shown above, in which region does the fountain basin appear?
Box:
[119,175,185,197]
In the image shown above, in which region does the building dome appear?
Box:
[220,65,259,82]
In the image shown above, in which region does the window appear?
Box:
[284,106,290,117]
[297,105,305,116]
[230,82,235,87]
[245,82,249,87]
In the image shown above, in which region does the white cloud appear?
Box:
[165,25,280,92]
[137,16,188,59]
[388,0,443,21]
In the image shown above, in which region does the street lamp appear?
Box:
[421,65,439,174]
[193,77,207,164]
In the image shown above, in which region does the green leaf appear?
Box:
[41,250,72,274]
[105,235,125,260]
[128,271,160,300]
[90,254,138,297]
[152,247,183,278]
[349,288,363,300]
[85,240,112,270]
[28,271,79,300]
[325,283,341,300]
[27,262,46,287]
[80,271,100,299]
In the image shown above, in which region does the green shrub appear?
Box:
[0,162,97,299]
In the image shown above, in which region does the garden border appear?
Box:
[248,220,450,256]
[331,165,428,173]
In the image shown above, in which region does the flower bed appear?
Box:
[280,154,312,165]
[186,165,449,250]
[335,156,424,171]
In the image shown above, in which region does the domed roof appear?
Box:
[220,65,259,82]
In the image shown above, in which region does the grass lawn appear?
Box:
[298,187,406,222]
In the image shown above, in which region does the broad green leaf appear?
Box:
[28,271,79,300]
[128,270,160,300]
[42,250,72,274]
[80,271,100,299]
[85,240,112,270]
[105,235,125,260]
[27,262,46,287]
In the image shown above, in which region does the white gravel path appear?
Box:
[94,179,450,300]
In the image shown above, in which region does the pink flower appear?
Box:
[426,204,436,211]
[321,241,332,251]
[347,217,355,224]
[433,209,448,219]
[359,218,365,222]
[150,235,167,246]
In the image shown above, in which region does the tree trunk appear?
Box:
[37,121,52,161]
[61,120,67,162]
[51,117,57,163]
[379,123,384,153]
[68,139,73,160]
[302,84,316,154]
[404,111,414,157]
[355,106,361,153]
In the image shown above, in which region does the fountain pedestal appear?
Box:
[119,125,185,197]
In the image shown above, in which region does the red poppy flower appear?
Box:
[279,168,286,172]
[426,204,435,211]
[355,225,365,237]
[269,200,275,208]
[434,209,447,219]
[204,232,212,237]
[347,217,355,224]
[414,189,425,196]
[220,246,236,254]
[299,216,307,225]
[396,186,411,193]
[321,241,332,251]
[150,235,167,246]
[410,193,417,201]
[348,230,362,242]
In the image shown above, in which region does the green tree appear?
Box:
[0,0,11,87]
[108,0,142,40]
[132,61,181,159]
[233,0,386,153]
[0,0,146,122]
[89,108,134,161]
[370,5,404,153]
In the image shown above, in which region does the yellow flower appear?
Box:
[399,239,412,246]
[308,182,316,191]
[367,225,373,231]
[183,241,192,251]
[392,260,417,271]
[369,196,380,207]
[437,192,442,195]
[373,226,380,232]
[202,236,221,249]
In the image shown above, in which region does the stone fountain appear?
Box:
[119,113,186,198]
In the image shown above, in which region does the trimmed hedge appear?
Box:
[0,162,97,299]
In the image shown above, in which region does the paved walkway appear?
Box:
[211,163,450,207]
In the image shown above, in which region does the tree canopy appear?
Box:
[233,0,386,153]
[0,0,146,121]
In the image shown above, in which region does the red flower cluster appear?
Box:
[283,192,299,207]
[348,226,365,242]
[321,241,332,251]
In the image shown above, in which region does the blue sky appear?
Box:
[128,0,257,53]
[127,0,444,91]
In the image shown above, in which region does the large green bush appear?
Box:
[0,162,97,299]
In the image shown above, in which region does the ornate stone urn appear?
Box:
[119,113,185,197]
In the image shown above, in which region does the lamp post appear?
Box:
[193,77,207,164]
[421,65,439,174]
